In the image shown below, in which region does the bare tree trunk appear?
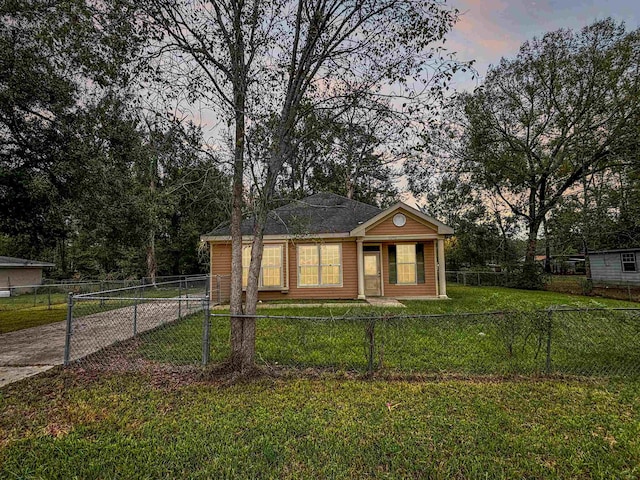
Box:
[582,174,592,280]
[346,175,354,199]
[543,220,551,273]
[147,170,157,284]
[228,2,254,374]
[229,99,248,371]
[525,219,542,266]
[147,232,157,284]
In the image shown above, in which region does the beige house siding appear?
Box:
[380,241,437,297]
[0,267,44,290]
[210,240,359,301]
[365,209,438,236]
[209,238,439,301]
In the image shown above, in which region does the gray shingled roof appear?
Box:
[0,256,55,268]
[207,192,383,237]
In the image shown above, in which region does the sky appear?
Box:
[397,0,640,206]
[446,0,640,90]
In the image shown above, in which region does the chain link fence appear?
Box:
[447,270,640,302]
[63,277,210,366]
[65,299,640,378]
[0,275,212,313]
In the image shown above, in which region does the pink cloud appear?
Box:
[452,0,522,59]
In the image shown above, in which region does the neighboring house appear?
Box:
[534,254,586,274]
[0,256,56,294]
[589,248,640,286]
[202,193,453,301]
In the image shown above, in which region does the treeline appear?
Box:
[0,1,231,279]
[407,18,640,275]
[0,0,402,279]
[3,3,638,284]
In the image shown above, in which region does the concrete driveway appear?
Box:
[0,299,204,387]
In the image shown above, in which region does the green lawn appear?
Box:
[1,371,639,479]
[2,285,640,478]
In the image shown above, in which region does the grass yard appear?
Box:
[2,285,640,478]
[0,303,69,333]
[1,371,639,479]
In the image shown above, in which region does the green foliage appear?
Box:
[0,1,232,278]
[0,0,139,246]
[504,263,548,290]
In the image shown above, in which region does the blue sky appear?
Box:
[447,0,640,89]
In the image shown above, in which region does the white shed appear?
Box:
[589,248,640,286]
[0,256,56,296]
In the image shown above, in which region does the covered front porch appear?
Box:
[354,237,448,300]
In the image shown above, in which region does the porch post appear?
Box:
[437,237,448,298]
[357,237,365,299]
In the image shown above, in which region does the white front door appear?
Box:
[364,252,381,297]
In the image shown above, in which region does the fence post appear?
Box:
[216,275,221,305]
[463,272,467,286]
[545,309,553,375]
[366,317,376,374]
[63,293,74,366]
[201,296,211,365]
[33,286,37,306]
[47,287,51,310]
[477,272,481,286]
[133,290,138,336]
[178,280,182,319]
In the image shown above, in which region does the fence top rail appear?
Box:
[74,277,210,298]
[142,274,210,280]
[74,295,210,302]
[9,281,108,289]
[203,307,640,322]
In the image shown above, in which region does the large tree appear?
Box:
[273,104,400,207]
[409,19,640,269]
[0,0,140,261]
[143,0,465,373]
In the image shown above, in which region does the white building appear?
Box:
[589,248,640,286]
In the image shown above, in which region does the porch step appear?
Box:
[366,297,406,308]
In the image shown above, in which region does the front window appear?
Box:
[298,244,342,287]
[622,253,637,272]
[396,244,417,284]
[242,244,284,288]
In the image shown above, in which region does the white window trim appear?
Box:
[297,243,343,288]
[395,243,418,285]
[621,252,637,273]
[242,243,285,290]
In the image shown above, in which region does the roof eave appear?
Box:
[0,263,55,268]
[202,232,352,242]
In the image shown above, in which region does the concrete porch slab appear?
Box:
[366,297,406,308]
[212,302,370,310]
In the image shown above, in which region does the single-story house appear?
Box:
[202,192,453,301]
[589,248,640,286]
[0,256,56,294]
[534,254,585,274]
